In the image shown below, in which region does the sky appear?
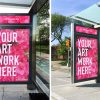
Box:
[51,0,100,45]
[51,0,100,16]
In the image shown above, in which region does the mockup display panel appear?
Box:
[0,15,31,83]
[76,36,98,80]
[0,29,30,82]
[72,24,99,83]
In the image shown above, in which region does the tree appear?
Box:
[51,13,71,44]
[36,2,49,53]
[51,14,71,56]
[51,13,93,44]
[51,13,93,62]
[37,2,49,42]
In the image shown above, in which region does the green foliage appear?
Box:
[51,13,72,56]
[57,37,70,55]
[38,2,49,23]
[51,13,71,43]
[36,45,49,54]
[51,13,93,57]
[36,2,49,54]
[59,61,67,66]
[37,2,49,41]
[39,26,49,41]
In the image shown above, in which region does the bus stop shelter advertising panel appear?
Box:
[0,15,32,84]
[72,24,99,83]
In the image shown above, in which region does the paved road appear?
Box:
[51,64,100,100]
[0,85,36,100]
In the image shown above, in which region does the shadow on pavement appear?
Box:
[29,93,49,100]
[77,83,100,87]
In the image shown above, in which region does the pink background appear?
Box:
[0,16,30,24]
[76,37,98,80]
[0,29,29,82]
[76,26,97,35]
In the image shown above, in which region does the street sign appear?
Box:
[71,24,99,83]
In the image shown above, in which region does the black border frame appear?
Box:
[0,14,32,84]
[73,24,99,83]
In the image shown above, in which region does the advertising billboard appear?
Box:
[0,29,30,83]
[72,24,98,83]
[0,15,31,83]
[76,37,98,80]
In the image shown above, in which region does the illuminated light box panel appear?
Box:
[0,29,31,83]
[72,24,99,83]
[76,36,98,80]
[0,15,32,84]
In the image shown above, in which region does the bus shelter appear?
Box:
[0,0,49,99]
[71,2,100,84]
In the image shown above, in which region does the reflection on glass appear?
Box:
[35,2,49,95]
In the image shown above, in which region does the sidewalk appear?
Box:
[51,61,100,100]
[0,85,36,100]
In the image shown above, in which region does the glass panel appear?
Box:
[36,2,49,88]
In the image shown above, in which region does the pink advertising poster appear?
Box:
[0,29,30,82]
[76,37,98,80]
